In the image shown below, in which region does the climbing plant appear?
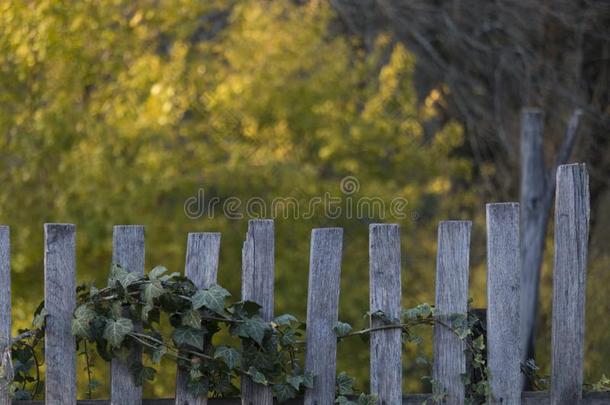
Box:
[2,264,493,404]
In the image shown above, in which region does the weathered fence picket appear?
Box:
[519,108,546,370]
[44,224,77,405]
[486,204,521,404]
[111,226,145,405]
[175,233,221,405]
[0,226,10,405]
[304,228,343,405]
[241,220,275,405]
[433,221,471,404]
[551,163,590,405]
[369,224,402,404]
[0,162,608,405]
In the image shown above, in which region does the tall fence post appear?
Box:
[175,233,221,405]
[486,204,521,404]
[369,224,402,404]
[0,226,10,405]
[551,163,589,405]
[433,221,471,404]
[111,225,145,405]
[241,220,274,405]
[305,228,343,405]
[44,224,77,405]
[520,108,547,369]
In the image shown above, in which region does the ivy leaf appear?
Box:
[235,317,267,344]
[336,371,355,395]
[333,321,352,337]
[273,383,297,402]
[72,305,96,337]
[151,345,167,364]
[160,272,181,282]
[214,346,241,370]
[187,378,209,397]
[357,393,378,405]
[173,327,204,350]
[148,265,167,280]
[32,308,48,329]
[286,374,303,390]
[129,362,156,386]
[403,303,434,320]
[273,314,297,326]
[142,279,164,306]
[239,300,263,317]
[247,366,268,386]
[302,372,315,389]
[191,284,231,315]
[473,335,485,350]
[109,264,139,289]
[335,396,355,405]
[182,309,202,329]
[103,317,133,348]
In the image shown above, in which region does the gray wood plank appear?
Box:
[175,233,221,405]
[551,163,590,405]
[44,224,77,405]
[0,226,10,405]
[241,220,274,405]
[433,221,471,404]
[111,226,145,405]
[369,224,402,405]
[519,108,548,370]
[486,204,521,405]
[304,228,343,405]
[11,392,610,405]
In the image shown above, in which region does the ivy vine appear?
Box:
[9,263,598,404]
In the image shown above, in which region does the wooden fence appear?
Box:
[0,163,608,405]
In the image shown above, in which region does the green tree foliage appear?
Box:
[2,0,479,398]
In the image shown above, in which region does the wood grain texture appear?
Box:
[304,228,343,405]
[0,227,10,405]
[369,224,401,405]
[11,391,610,405]
[176,233,221,405]
[111,226,145,405]
[433,221,471,404]
[551,163,589,405]
[486,204,521,405]
[44,224,77,405]
[519,109,548,369]
[241,220,274,405]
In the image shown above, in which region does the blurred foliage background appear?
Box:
[0,0,607,399]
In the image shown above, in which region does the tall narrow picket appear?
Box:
[551,163,589,405]
[433,221,471,404]
[241,220,274,405]
[111,226,145,405]
[0,226,10,405]
[175,233,221,405]
[486,204,521,404]
[369,224,402,404]
[520,108,547,368]
[44,224,77,404]
[305,228,343,405]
